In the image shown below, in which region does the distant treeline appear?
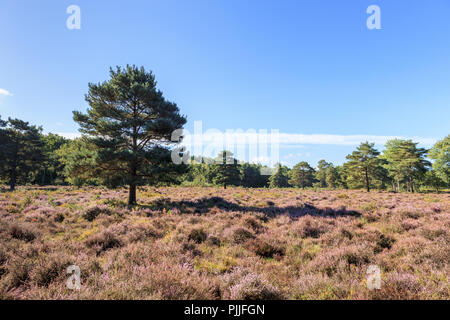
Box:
[0,116,448,193]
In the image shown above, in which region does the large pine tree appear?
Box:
[73,65,187,205]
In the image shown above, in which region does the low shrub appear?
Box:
[188,228,208,244]
[247,240,285,259]
[370,272,421,300]
[0,250,7,279]
[361,202,377,213]
[6,262,32,289]
[374,234,395,253]
[0,249,7,266]
[293,273,348,299]
[9,224,36,242]
[206,235,221,246]
[85,231,123,252]
[33,257,70,287]
[243,216,264,233]
[295,216,328,239]
[54,212,65,223]
[340,228,353,240]
[231,227,255,244]
[182,241,202,257]
[127,224,163,242]
[83,205,113,222]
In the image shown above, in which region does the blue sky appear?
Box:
[1,0,449,167]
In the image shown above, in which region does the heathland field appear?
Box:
[0,187,448,299]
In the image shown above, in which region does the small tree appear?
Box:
[269,164,290,188]
[0,118,44,190]
[428,135,449,186]
[289,161,315,188]
[0,116,7,185]
[344,142,384,192]
[382,139,430,192]
[325,165,341,189]
[422,170,445,192]
[73,65,187,205]
[56,138,99,187]
[241,163,269,188]
[211,151,241,189]
[335,165,348,189]
[315,159,331,188]
[35,133,68,185]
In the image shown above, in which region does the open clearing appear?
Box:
[0,187,448,299]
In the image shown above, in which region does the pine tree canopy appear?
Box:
[428,135,450,185]
[73,65,187,204]
[290,161,315,188]
[211,151,241,189]
[381,139,430,192]
[344,141,385,192]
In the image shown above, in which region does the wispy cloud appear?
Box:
[277,133,436,146]
[181,132,437,147]
[56,132,80,139]
[0,88,13,96]
[283,152,310,160]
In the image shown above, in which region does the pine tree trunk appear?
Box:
[128,163,137,205]
[129,124,138,206]
[41,168,46,185]
[365,168,370,192]
[9,169,16,191]
[9,146,18,191]
[128,183,136,206]
[128,161,137,206]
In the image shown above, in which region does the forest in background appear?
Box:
[1,116,448,193]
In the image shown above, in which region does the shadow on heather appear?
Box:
[144,196,361,219]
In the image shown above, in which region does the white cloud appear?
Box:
[283,153,294,159]
[56,132,81,139]
[284,152,310,159]
[0,88,13,96]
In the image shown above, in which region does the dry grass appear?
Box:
[0,186,448,300]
